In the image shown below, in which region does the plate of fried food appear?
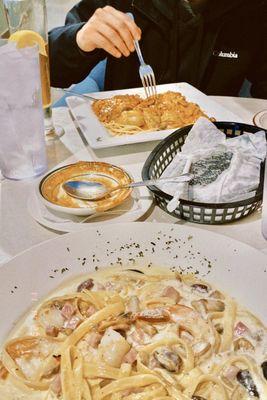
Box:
[66,82,242,149]
[0,222,267,399]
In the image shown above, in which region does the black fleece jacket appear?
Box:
[49,0,267,99]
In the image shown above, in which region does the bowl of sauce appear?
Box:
[39,161,133,216]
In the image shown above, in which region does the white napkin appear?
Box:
[159,118,266,212]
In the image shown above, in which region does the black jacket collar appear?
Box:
[132,0,245,24]
[132,0,177,25]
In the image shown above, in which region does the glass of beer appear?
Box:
[4,0,64,141]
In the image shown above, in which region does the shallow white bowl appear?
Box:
[38,162,133,216]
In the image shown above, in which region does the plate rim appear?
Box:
[2,221,266,268]
[27,189,153,233]
[253,109,267,130]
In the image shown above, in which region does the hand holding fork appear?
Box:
[75,6,157,98]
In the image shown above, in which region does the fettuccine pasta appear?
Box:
[0,267,266,400]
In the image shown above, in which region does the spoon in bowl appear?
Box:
[63,173,193,201]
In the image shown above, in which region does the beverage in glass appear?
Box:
[4,0,64,140]
[0,40,47,179]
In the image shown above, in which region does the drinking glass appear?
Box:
[4,0,65,141]
[0,40,47,180]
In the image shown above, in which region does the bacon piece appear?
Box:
[223,365,239,381]
[50,374,62,396]
[64,316,81,330]
[77,279,94,292]
[105,282,117,291]
[162,286,181,303]
[135,308,170,323]
[61,302,75,320]
[86,332,102,348]
[234,322,249,338]
[45,326,59,337]
[87,305,97,317]
[122,348,138,364]
[0,361,8,380]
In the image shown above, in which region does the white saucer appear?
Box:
[253,110,267,130]
[27,185,153,233]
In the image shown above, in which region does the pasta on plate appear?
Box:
[92,92,215,136]
[0,267,266,400]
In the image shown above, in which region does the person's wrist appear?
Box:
[76,26,95,53]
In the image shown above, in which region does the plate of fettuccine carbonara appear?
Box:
[0,223,266,400]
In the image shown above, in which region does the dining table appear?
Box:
[1,95,267,265]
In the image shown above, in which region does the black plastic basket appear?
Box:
[142,122,266,225]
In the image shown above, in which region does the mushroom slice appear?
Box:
[162,286,181,303]
[262,361,267,380]
[153,347,182,373]
[234,338,254,352]
[203,299,225,312]
[191,284,210,293]
[135,308,170,323]
[209,290,225,300]
[77,278,94,292]
[191,300,207,317]
[214,323,224,335]
[236,370,259,398]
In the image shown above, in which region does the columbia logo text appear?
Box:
[213,51,238,59]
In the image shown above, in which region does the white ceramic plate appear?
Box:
[253,110,267,130]
[66,82,242,149]
[27,163,152,232]
[0,222,266,343]
[27,185,152,233]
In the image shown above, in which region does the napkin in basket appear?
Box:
[159,118,266,212]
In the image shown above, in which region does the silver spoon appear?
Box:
[62,173,193,201]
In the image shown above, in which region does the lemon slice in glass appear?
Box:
[9,30,47,56]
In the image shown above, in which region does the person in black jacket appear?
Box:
[49,0,267,98]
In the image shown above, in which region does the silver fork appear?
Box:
[128,13,157,98]
[134,40,157,98]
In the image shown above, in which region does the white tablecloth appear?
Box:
[1,96,267,263]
